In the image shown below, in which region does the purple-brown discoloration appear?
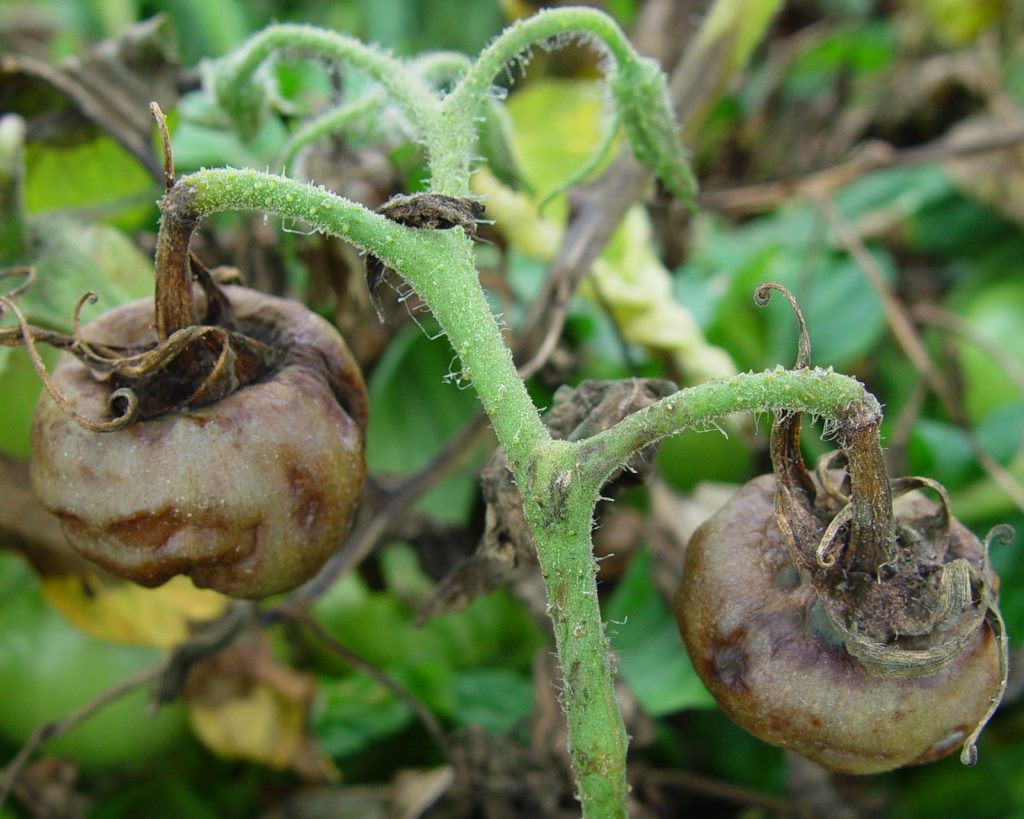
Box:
[674,474,1002,774]
[31,287,367,598]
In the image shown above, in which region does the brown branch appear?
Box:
[700,123,1024,216]
[150,101,175,192]
[638,766,799,817]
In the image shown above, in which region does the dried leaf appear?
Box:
[1,16,180,179]
[185,638,339,782]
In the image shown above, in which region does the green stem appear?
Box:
[576,367,877,486]
[209,23,439,134]
[522,440,628,818]
[277,92,383,172]
[447,7,635,116]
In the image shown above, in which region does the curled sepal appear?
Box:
[610,56,698,204]
[758,282,819,572]
[960,524,1015,765]
[962,593,1010,766]
[824,558,984,678]
[109,325,279,420]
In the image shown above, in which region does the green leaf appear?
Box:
[313,673,414,758]
[310,545,542,718]
[605,549,714,716]
[678,206,892,369]
[892,731,1024,818]
[947,279,1024,423]
[0,345,56,459]
[781,20,894,100]
[24,221,154,329]
[366,326,485,522]
[24,134,158,229]
[906,419,976,490]
[451,667,533,732]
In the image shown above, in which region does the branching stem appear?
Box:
[172,164,877,817]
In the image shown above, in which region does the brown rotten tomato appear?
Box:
[26,183,367,599]
[674,284,1008,775]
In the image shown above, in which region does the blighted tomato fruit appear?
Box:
[674,283,1009,774]
[24,182,368,599]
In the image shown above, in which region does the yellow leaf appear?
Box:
[185,638,338,782]
[473,168,737,384]
[40,572,229,648]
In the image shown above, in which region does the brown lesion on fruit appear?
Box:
[282,455,326,538]
[706,627,750,694]
[57,506,259,587]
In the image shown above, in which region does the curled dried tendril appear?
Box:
[0,290,138,431]
[1,259,278,430]
[754,279,1011,766]
[0,265,35,305]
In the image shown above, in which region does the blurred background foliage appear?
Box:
[1,0,1023,817]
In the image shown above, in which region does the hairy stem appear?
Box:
[209,23,437,131]
[576,367,877,488]
[173,165,892,817]
[523,441,628,818]
[447,7,635,116]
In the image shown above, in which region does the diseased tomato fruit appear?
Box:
[30,285,367,599]
[673,283,1008,774]
[16,174,368,599]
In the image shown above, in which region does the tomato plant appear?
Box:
[1,1,1021,817]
